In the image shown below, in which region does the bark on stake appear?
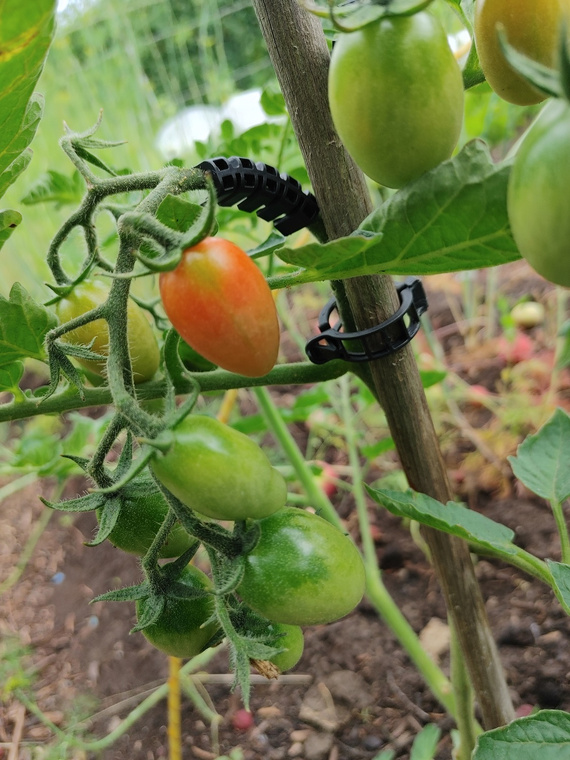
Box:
[252,0,514,729]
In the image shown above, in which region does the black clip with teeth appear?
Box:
[196,156,320,236]
[305,277,428,365]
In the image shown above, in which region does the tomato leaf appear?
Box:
[473,710,570,759]
[156,194,203,233]
[0,361,24,393]
[0,284,57,367]
[276,141,519,279]
[368,488,517,555]
[508,408,570,504]
[546,561,570,615]
[0,0,55,199]
[0,209,23,250]
[20,169,85,208]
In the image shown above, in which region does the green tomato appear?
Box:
[98,473,194,558]
[507,99,570,288]
[150,415,287,521]
[474,0,570,106]
[136,565,219,658]
[268,623,304,672]
[328,12,464,188]
[56,280,160,383]
[237,508,365,626]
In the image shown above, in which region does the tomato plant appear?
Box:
[159,237,280,377]
[98,473,194,558]
[508,99,570,287]
[328,12,464,188]
[150,414,287,521]
[474,0,570,105]
[136,565,219,658]
[56,280,160,383]
[237,507,365,626]
[267,623,304,672]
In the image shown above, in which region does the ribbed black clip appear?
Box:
[305,278,428,365]
[195,156,320,236]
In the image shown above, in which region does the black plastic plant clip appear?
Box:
[305,277,428,365]
[195,156,320,236]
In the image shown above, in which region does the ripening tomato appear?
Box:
[474,0,570,105]
[328,12,464,188]
[507,99,570,287]
[56,281,160,383]
[159,237,280,377]
[150,414,287,521]
[136,565,219,658]
[237,508,366,626]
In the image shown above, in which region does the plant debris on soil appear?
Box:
[1,263,570,760]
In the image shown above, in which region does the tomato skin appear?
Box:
[56,281,160,383]
[159,237,279,378]
[150,415,287,521]
[98,474,194,558]
[268,623,304,672]
[238,508,365,626]
[474,0,570,106]
[136,565,219,658]
[507,99,570,288]
[328,13,464,189]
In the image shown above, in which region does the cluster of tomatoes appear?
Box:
[55,238,365,668]
[328,0,570,288]
[143,415,364,666]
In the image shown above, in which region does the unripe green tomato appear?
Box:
[150,415,287,521]
[97,474,194,558]
[136,565,219,658]
[507,99,570,288]
[238,508,366,626]
[268,623,304,672]
[56,281,160,383]
[474,0,570,106]
[328,12,464,188]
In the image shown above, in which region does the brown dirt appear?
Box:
[1,263,570,760]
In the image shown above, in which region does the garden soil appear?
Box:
[2,264,570,760]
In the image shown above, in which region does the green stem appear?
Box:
[1,362,349,424]
[252,385,342,527]
[337,376,457,717]
[551,498,570,565]
[88,414,126,485]
[141,508,181,593]
[267,267,323,290]
[450,621,480,760]
[475,544,554,586]
[153,477,243,558]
